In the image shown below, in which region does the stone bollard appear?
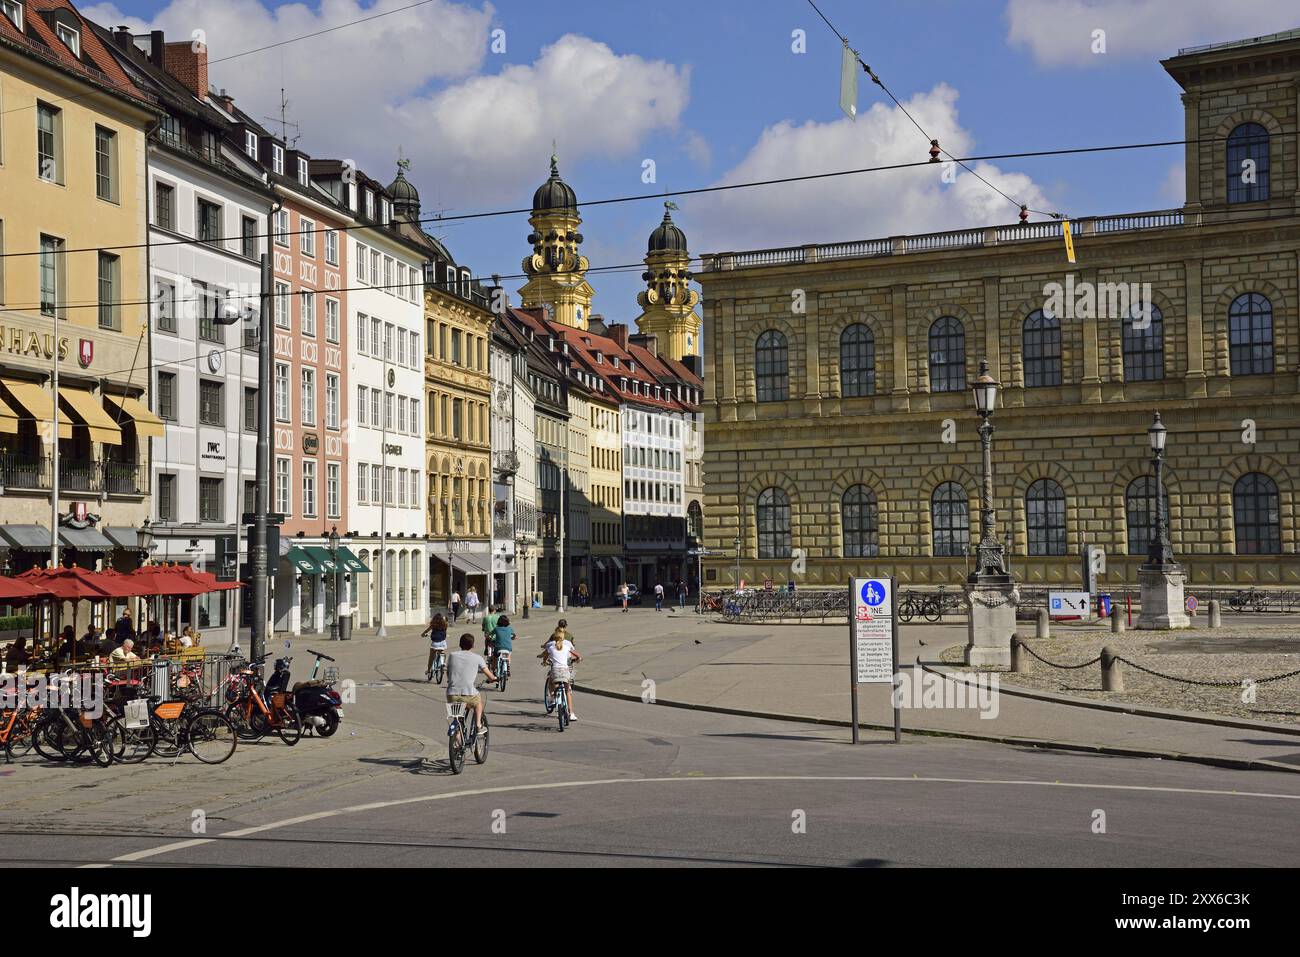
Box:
[1101,645,1124,692]
[1010,636,1025,674]
[1111,609,1125,634]
[1208,599,1222,629]
[1036,608,1050,639]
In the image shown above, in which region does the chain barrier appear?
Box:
[1114,656,1300,688]
[1016,640,1102,670]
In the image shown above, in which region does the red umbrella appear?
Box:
[96,569,156,598]
[131,565,209,597]
[0,576,52,603]
[21,566,114,600]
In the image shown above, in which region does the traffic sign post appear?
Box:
[848,577,900,744]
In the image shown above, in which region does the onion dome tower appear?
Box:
[519,153,594,330]
[635,203,700,360]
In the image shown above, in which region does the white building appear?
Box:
[102,31,271,646]
[490,317,540,614]
[336,166,428,631]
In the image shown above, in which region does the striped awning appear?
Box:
[2,379,71,440]
[58,387,122,445]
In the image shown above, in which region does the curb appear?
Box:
[921,652,1300,737]
[573,682,1300,775]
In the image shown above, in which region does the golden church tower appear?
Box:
[519,156,594,329]
[635,204,701,360]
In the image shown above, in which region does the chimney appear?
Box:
[162,39,209,98]
[214,88,234,112]
[630,333,658,357]
[148,30,165,66]
[112,26,133,51]
[608,323,629,350]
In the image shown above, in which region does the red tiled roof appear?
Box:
[0,0,150,106]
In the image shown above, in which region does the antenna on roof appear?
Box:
[264,88,301,147]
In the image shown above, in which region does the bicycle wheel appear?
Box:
[32,714,68,762]
[498,664,509,693]
[5,711,38,760]
[225,703,264,740]
[434,655,446,686]
[186,709,237,765]
[924,599,942,623]
[89,722,120,768]
[542,675,554,714]
[150,716,184,758]
[898,600,915,623]
[109,715,155,764]
[473,713,489,764]
[557,688,568,732]
[448,723,465,774]
[277,705,302,746]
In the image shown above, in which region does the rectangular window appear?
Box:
[371,249,381,284]
[298,158,309,186]
[272,144,285,176]
[2,0,23,30]
[325,373,339,429]
[154,181,174,229]
[157,371,177,421]
[157,474,177,522]
[245,130,258,158]
[300,217,315,257]
[199,477,223,523]
[274,281,290,328]
[155,279,176,333]
[398,469,407,507]
[452,330,462,366]
[384,392,394,431]
[40,234,62,316]
[56,22,80,56]
[302,461,317,518]
[199,379,223,426]
[357,313,368,354]
[196,281,221,343]
[396,326,406,366]
[301,290,315,336]
[370,388,380,428]
[385,467,395,506]
[274,363,290,422]
[411,398,420,436]
[372,317,381,357]
[325,230,339,266]
[384,323,394,362]
[301,368,316,425]
[396,396,406,434]
[356,244,369,283]
[97,252,119,330]
[37,102,61,182]
[326,463,340,518]
[241,216,258,259]
[356,385,367,425]
[325,298,340,343]
[370,464,380,505]
[274,209,289,246]
[95,125,116,201]
[275,457,291,515]
[197,199,222,247]
[244,387,258,432]
[453,398,462,439]
[357,463,368,504]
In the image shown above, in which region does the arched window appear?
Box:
[928,317,965,393]
[1025,479,1067,556]
[397,551,408,610]
[839,324,875,397]
[1023,310,1062,387]
[931,482,968,557]
[842,485,879,558]
[1228,293,1273,376]
[687,500,703,542]
[1226,123,1270,204]
[1125,476,1160,557]
[755,330,789,402]
[756,487,791,559]
[1122,302,1164,382]
[1233,473,1281,554]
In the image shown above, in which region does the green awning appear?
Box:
[283,546,322,575]
[303,546,339,574]
[335,546,369,573]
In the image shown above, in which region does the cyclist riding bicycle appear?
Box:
[540,629,581,722]
[481,605,500,659]
[446,634,496,733]
[422,613,448,682]
[490,615,514,671]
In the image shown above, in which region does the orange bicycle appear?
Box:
[222,654,301,746]
[0,701,42,763]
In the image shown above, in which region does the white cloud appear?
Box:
[682,130,712,168]
[686,84,1053,255]
[78,3,689,205]
[1006,0,1300,67]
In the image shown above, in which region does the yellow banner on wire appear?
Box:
[1062,218,1076,264]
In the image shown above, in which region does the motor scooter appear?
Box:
[263,651,343,737]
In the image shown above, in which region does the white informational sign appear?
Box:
[1049,591,1091,618]
[852,577,895,683]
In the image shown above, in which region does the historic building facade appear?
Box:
[698,31,1300,591]
[0,0,159,576]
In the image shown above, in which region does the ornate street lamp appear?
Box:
[136,519,154,565]
[1145,413,1173,567]
[329,525,341,642]
[970,358,1008,581]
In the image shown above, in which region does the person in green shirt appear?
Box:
[481,606,500,658]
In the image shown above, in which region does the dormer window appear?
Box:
[244,130,257,158]
[628,360,636,373]
[364,189,374,220]
[595,353,603,364]
[56,22,80,58]
[459,268,471,297]
[2,1,23,31]
[297,158,309,186]
[381,198,390,224]
[272,144,285,175]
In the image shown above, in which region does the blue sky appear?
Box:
[94,0,1300,320]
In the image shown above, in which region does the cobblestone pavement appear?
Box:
[940,622,1300,725]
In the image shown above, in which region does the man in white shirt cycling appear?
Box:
[540,628,582,722]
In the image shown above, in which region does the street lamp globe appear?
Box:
[136,518,154,554]
[972,358,999,414]
[329,525,340,552]
[1147,412,1167,453]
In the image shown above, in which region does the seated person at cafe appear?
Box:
[109,639,140,664]
[4,636,31,667]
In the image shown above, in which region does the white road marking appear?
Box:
[96,773,1300,865]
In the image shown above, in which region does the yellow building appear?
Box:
[0,0,160,571]
[519,156,594,331]
[587,388,623,598]
[635,204,702,362]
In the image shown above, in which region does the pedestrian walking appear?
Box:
[450,589,462,623]
[654,581,664,611]
[619,582,629,613]
[677,579,687,609]
[466,586,480,622]
[578,581,589,608]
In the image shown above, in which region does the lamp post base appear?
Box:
[964,576,1019,669]
[1137,564,1191,630]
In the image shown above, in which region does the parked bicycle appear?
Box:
[445,701,488,774]
[32,702,119,767]
[0,700,41,764]
[222,654,302,746]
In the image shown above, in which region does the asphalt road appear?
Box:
[2,631,1299,868]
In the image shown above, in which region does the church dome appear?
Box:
[648,205,688,254]
[388,167,419,204]
[533,156,578,213]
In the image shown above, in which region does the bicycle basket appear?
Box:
[78,713,96,728]
[445,702,467,719]
[271,692,289,710]
[154,701,185,721]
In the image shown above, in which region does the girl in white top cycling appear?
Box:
[541,629,582,721]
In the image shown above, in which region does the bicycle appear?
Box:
[544,668,575,732]
[223,655,302,746]
[32,704,120,767]
[493,650,511,692]
[428,648,447,685]
[445,701,488,774]
[0,701,41,763]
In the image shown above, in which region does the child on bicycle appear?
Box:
[540,629,581,721]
